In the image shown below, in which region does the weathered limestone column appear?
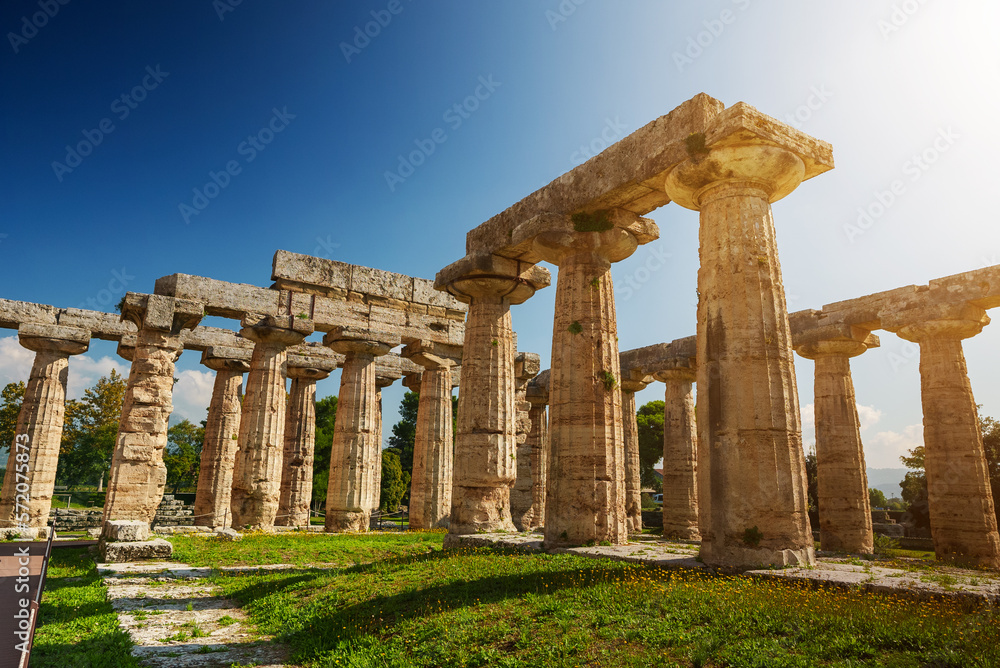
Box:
[103,294,202,533]
[620,368,653,534]
[371,372,400,515]
[794,327,878,554]
[664,116,832,568]
[403,341,462,530]
[436,254,550,536]
[512,210,659,547]
[0,324,89,533]
[231,314,312,529]
[510,352,542,531]
[193,346,251,528]
[653,364,701,541]
[324,327,398,532]
[276,357,335,527]
[523,372,549,531]
[885,304,1000,568]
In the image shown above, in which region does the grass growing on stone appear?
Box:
[213,542,1000,667]
[31,547,140,668]
[168,529,444,568]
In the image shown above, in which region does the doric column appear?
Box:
[103,294,202,534]
[436,253,550,535]
[664,117,832,568]
[794,326,878,554]
[620,368,653,534]
[0,324,89,533]
[193,346,251,528]
[510,352,542,531]
[523,372,549,531]
[653,364,701,541]
[885,304,1000,568]
[276,355,335,527]
[403,341,462,530]
[513,209,659,548]
[324,326,398,532]
[372,372,400,515]
[230,314,312,529]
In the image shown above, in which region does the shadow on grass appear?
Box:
[221,547,665,664]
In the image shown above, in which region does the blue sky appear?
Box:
[3,1,1000,484]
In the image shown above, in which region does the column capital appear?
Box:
[402,340,462,369]
[376,372,400,389]
[201,345,253,373]
[402,373,421,392]
[240,313,313,347]
[17,323,90,356]
[620,367,653,393]
[514,351,541,382]
[324,326,399,357]
[794,324,879,360]
[286,352,336,381]
[116,334,136,362]
[436,253,550,305]
[526,369,549,405]
[663,103,833,211]
[286,365,332,382]
[511,210,658,267]
[884,303,989,342]
[651,360,696,384]
[120,293,204,334]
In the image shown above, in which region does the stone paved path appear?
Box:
[98,561,295,668]
[448,531,1000,605]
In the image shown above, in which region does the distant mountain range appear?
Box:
[867,468,909,499]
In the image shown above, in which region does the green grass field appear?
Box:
[32,533,1000,667]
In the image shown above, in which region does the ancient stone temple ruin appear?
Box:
[0,92,997,571]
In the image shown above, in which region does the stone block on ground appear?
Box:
[98,538,173,563]
[215,528,241,541]
[103,520,150,542]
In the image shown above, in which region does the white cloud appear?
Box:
[856,404,883,431]
[864,423,924,469]
[0,336,34,387]
[67,355,130,400]
[171,369,215,424]
[800,403,816,451]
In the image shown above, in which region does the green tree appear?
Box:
[379,447,409,512]
[0,381,25,457]
[312,394,337,508]
[635,400,664,489]
[804,449,818,512]
[980,409,1000,528]
[389,391,419,476]
[163,419,204,494]
[869,487,888,509]
[57,370,127,489]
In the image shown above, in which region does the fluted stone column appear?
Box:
[193,347,251,528]
[103,294,202,534]
[664,124,831,568]
[324,327,398,532]
[276,359,334,527]
[371,373,400,515]
[620,369,652,534]
[512,210,659,548]
[231,315,312,529]
[403,342,461,530]
[436,254,550,536]
[510,352,542,531]
[524,375,549,531]
[795,328,878,554]
[0,324,89,534]
[653,365,701,541]
[888,305,1000,568]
